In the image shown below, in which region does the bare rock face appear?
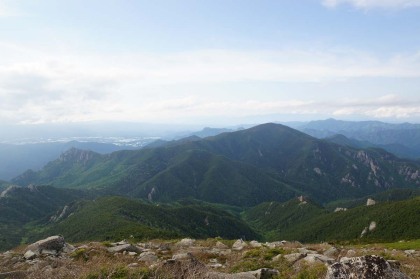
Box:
[325,255,410,279]
[366,198,376,206]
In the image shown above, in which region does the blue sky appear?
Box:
[1,0,420,125]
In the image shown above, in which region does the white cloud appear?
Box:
[332,94,420,119]
[1,42,420,124]
[322,0,420,8]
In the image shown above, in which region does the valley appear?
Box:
[0,123,419,254]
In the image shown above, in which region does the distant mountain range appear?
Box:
[0,127,242,181]
[0,141,143,181]
[12,123,420,205]
[293,118,420,159]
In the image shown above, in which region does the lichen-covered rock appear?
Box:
[325,255,410,279]
[26,235,65,255]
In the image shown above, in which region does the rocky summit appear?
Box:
[0,236,418,279]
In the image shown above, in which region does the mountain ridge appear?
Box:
[298,118,420,159]
[12,123,420,205]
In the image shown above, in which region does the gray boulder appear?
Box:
[172,253,191,260]
[323,246,339,258]
[107,244,142,254]
[26,235,65,256]
[138,251,158,262]
[249,240,263,248]
[23,250,36,260]
[304,253,335,264]
[176,238,196,247]
[325,255,410,279]
[232,239,248,251]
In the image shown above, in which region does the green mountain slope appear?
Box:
[194,124,420,201]
[0,185,91,251]
[136,150,298,206]
[244,197,420,243]
[12,123,420,205]
[39,196,258,243]
[243,198,326,241]
[325,188,420,210]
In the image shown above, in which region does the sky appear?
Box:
[1,0,420,126]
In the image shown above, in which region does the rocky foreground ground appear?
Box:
[0,236,419,278]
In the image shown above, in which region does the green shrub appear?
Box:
[295,263,327,279]
[70,248,88,261]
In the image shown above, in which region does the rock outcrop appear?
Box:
[25,235,73,258]
[232,239,248,251]
[0,237,415,279]
[325,255,410,279]
[366,198,376,206]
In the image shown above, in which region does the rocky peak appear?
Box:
[59,148,97,165]
[0,185,20,198]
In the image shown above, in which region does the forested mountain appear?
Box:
[12,123,420,205]
[0,141,140,181]
[2,123,419,251]
[0,185,91,250]
[244,196,420,243]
